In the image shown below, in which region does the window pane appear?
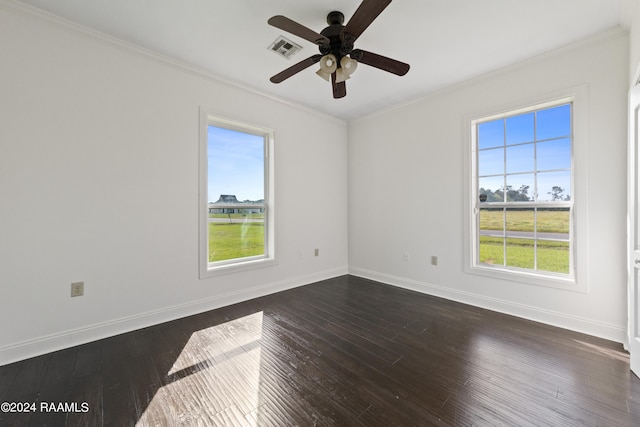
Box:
[506,143,534,174]
[480,208,504,234]
[537,208,570,235]
[208,218,265,262]
[537,171,571,202]
[537,138,571,171]
[536,104,571,140]
[478,148,503,176]
[537,240,570,274]
[478,176,505,202]
[478,119,504,149]
[208,126,264,200]
[506,113,534,145]
[506,208,534,237]
[505,174,534,202]
[506,238,535,269]
[208,125,265,262]
[479,236,504,266]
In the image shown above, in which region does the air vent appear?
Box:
[268,36,302,59]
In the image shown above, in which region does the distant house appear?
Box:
[208,194,264,214]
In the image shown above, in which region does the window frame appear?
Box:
[199,109,276,278]
[464,88,589,292]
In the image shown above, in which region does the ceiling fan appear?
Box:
[268,0,410,99]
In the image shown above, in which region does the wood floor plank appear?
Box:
[64,341,104,426]
[271,303,458,424]
[258,307,383,423]
[1,275,639,426]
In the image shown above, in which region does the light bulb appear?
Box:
[340,56,358,76]
[319,54,338,73]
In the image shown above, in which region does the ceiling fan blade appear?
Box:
[270,54,323,83]
[331,72,346,99]
[342,0,392,41]
[351,49,409,76]
[268,15,330,46]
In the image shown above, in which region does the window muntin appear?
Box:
[473,100,573,278]
[199,112,274,277]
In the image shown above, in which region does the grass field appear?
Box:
[209,213,265,220]
[207,209,570,272]
[480,208,570,233]
[479,236,569,273]
[479,208,570,273]
[208,221,264,262]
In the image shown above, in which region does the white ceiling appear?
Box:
[16,0,625,120]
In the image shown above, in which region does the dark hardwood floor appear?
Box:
[1,275,639,426]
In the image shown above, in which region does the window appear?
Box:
[199,111,275,277]
[470,98,574,282]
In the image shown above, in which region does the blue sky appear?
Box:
[477,104,572,201]
[207,125,265,202]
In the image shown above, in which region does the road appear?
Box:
[479,230,568,240]
[208,218,264,224]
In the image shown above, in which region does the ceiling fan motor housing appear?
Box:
[327,11,344,25]
[320,11,354,61]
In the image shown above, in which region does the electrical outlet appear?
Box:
[402,252,410,262]
[70,282,84,297]
[431,256,438,266]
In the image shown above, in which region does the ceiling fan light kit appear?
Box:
[268,0,410,99]
[316,54,338,81]
[335,56,358,83]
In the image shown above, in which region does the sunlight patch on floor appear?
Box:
[572,339,629,363]
[137,312,264,426]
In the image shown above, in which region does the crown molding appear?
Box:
[1,0,347,126]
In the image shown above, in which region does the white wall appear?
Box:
[349,29,630,343]
[628,1,640,83]
[0,4,348,365]
[0,1,632,366]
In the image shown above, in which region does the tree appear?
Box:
[507,185,530,202]
[479,185,530,202]
[479,187,502,202]
[548,186,570,201]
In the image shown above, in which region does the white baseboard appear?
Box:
[0,267,347,366]
[348,267,627,344]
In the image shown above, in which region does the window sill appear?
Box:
[465,264,587,293]
[199,257,277,279]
